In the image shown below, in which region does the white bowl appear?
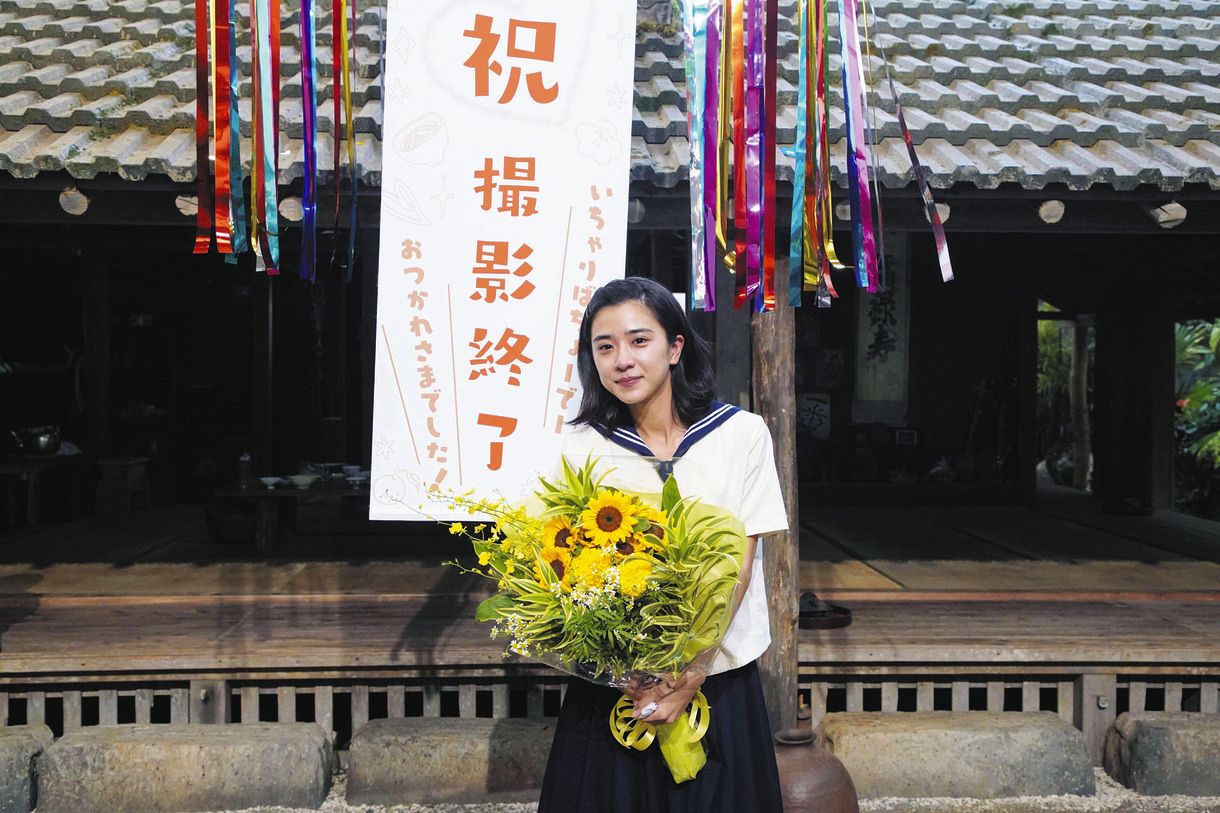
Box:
[287,474,320,490]
[259,476,283,488]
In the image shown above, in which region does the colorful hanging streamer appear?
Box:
[192,0,214,254]
[252,0,280,273]
[681,0,952,312]
[332,0,359,281]
[682,0,710,310]
[300,0,319,281]
[193,0,359,282]
[210,0,234,254]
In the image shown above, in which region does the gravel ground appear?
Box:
[195,769,1220,813]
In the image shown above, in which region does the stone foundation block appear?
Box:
[0,725,53,813]
[1104,712,1220,796]
[36,723,333,813]
[816,711,1096,799]
[347,717,555,804]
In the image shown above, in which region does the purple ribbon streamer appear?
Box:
[744,0,764,308]
[839,0,878,292]
[701,0,721,311]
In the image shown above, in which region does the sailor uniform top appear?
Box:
[559,403,789,675]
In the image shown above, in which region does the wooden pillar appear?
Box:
[1070,318,1092,491]
[714,258,751,407]
[751,271,798,735]
[359,229,382,466]
[1092,290,1175,511]
[190,679,230,724]
[1017,269,1039,502]
[252,271,274,472]
[1075,672,1116,765]
[81,263,110,455]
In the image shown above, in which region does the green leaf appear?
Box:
[661,475,681,513]
[474,594,515,622]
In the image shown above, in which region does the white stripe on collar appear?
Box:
[594,402,740,460]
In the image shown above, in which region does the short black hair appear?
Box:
[570,276,715,431]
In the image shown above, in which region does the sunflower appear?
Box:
[618,557,654,598]
[568,549,613,590]
[614,536,640,557]
[542,515,579,550]
[580,489,639,547]
[637,504,668,546]
[535,546,571,587]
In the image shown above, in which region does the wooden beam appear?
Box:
[751,268,798,734]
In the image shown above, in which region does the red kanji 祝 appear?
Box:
[462,14,559,105]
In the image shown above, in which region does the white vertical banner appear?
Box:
[371,1,637,520]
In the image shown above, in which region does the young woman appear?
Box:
[538,276,788,811]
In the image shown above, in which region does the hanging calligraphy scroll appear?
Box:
[370,1,637,521]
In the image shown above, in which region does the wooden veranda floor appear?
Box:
[0,489,1215,756]
[0,485,1216,680]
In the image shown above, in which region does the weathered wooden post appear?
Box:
[1070,318,1091,490]
[751,264,799,735]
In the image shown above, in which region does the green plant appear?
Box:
[1174,320,1220,518]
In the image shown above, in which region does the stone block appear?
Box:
[1104,711,1220,796]
[0,725,53,813]
[816,711,1096,799]
[346,717,555,804]
[36,723,333,813]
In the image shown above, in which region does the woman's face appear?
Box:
[589,300,684,413]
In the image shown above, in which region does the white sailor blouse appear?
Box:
[559,402,789,675]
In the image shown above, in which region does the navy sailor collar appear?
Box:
[591,401,740,479]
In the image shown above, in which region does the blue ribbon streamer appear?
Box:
[300,0,318,281]
[683,0,709,310]
[227,0,247,259]
[255,0,279,269]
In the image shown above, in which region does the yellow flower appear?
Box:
[542,516,579,550]
[638,504,668,546]
[448,522,465,535]
[618,557,653,598]
[569,549,613,590]
[613,535,651,557]
[478,550,492,566]
[580,490,638,547]
[536,547,571,586]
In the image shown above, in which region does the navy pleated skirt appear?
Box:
[537,661,783,812]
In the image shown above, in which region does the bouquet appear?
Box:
[444,456,749,783]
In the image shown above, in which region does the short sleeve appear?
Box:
[739,415,789,537]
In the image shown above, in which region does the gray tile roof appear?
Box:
[1,0,1219,192]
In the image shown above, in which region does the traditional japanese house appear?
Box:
[0,0,1216,762]
[2,0,1218,515]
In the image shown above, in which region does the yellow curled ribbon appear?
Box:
[610,691,712,783]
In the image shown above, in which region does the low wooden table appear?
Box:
[0,453,92,527]
[213,480,370,554]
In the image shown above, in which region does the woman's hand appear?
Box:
[630,670,707,725]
